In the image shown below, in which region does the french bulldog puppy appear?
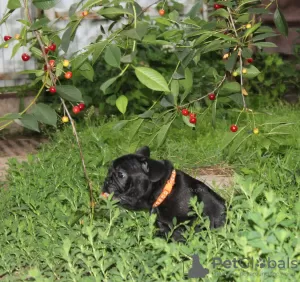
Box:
[102,146,226,240]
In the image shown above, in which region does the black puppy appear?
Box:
[102,146,226,239]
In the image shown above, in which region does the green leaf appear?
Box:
[91,41,107,64]
[61,27,72,53]
[100,77,118,94]
[32,0,58,10]
[56,85,83,102]
[32,103,57,127]
[193,34,212,47]
[7,0,21,9]
[252,32,278,42]
[239,65,260,79]
[241,48,253,59]
[98,7,132,19]
[72,51,91,70]
[121,22,148,40]
[135,67,170,92]
[186,1,202,18]
[225,50,238,72]
[17,19,31,27]
[253,42,277,48]
[104,45,121,68]
[169,10,179,22]
[11,42,22,59]
[219,82,240,96]
[138,110,154,119]
[171,80,179,99]
[274,8,288,36]
[209,8,229,19]
[182,115,195,128]
[156,121,173,147]
[0,10,14,26]
[55,62,63,77]
[16,114,40,132]
[79,62,94,81]
[243,22,262,38]
[30,46,43,58]
[29,18,50,31]
[0,113,21,121]
[116,95,128,114]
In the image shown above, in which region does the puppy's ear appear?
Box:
[135,146,150,157]
[141,159,166,182]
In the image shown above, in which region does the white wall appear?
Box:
[0,0,196,87]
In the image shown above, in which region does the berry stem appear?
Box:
[226,6,247,110]
[180,74,226,108]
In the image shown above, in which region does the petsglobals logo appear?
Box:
[212,257,299,270]
[187,255,299,279]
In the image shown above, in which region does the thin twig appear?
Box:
[180,74,227,108]
[23,0,94,217]
[227,6,247,109]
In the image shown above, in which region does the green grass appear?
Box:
[0,106,299,281]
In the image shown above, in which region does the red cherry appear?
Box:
[230,124,238,132]
[181,108,189,116]
[72,106,80,114]
[21,53,30,61]
[49,60,55,68]
[49,86,56,94]
[4,35,12,41]
[65,71,72,79]
[189,113,196,118]
[48,43,56,51]
[78,103,85,111]
[214,4,224,9]
[44,46,49,54]
[247,58,254,63]
[158,9,165,16]
[208,93,216,100]
[189,117,197,124]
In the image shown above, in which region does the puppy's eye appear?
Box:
[118,171,125,179]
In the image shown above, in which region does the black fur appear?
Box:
[102,146,226,240]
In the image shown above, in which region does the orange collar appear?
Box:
[152,170,176,208]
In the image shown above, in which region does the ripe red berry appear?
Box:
[247,58,254,63]
[189,113,196,118]
[49,60,55,68]
[4,35,12,41]
[78,103,85,111]
[208,93,216,100]
[21,53,30,61]
[181,108,189,116]
[49,86,56,94]
[214,4,224,10]
[48,43,56,51]
[189,117,197,124]
[65,71,72,79]
[72,106,80,114]
[158,9,165,16]
[230,124,238,132]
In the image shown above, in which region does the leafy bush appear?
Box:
[247,53,300,106]
[0,106,299,281]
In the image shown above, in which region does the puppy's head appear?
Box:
[102,146,167,209]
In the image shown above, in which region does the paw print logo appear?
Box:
[188,254,209,278]
[256,258,266,268]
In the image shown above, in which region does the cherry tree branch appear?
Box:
[24,0,94,216]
